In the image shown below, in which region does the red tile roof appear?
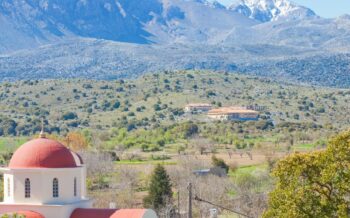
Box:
[208,107,258,115]
[70,208,149,218]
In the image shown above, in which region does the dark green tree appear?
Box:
[62,112,78,120]
[212,155,229,173]
[143,164,172,210]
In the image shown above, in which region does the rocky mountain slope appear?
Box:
[0,0,256,52]
[229,0,316,22]
[0,0,349,87]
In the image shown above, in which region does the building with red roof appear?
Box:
[0,130,157,218]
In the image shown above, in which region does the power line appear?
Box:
[194,195,253,218]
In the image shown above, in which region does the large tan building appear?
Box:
[208,107,259,121]
[184,103,212,113]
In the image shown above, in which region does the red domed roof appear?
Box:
[9,138,78,169]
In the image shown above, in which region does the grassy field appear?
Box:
[116,159,177,165]
[229,164,267,178]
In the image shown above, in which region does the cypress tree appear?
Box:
[143,164,172,210]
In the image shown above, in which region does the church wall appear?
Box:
[3,167,85,205]
[12,171,42,204]
[3,174,14,203]
[0,200,92,218]
[41,168,83,204]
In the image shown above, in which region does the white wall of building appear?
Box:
[3,174,14,203]
[2,167,86,205]
[0,200,92,218]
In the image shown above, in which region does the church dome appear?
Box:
[9,137,78,169]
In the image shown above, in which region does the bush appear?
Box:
[62,112,78,120]
[212,155,229,174]
[153,104,161,111]
[157,139,165,147]
[141,143,149,152]
[113,101,121,109]
[179,122,198,139]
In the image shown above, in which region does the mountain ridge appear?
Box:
[0,0,349,88]
[229,0,317,22]
[0,0,258,52]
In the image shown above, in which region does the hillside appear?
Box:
[1,71,350,217]
[0,71,349,136]
[239,53,350,88]
[0,39,349,88]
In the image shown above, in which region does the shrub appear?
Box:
[212,155,229,174]
[113,101,121,109]
[62,112,78,120]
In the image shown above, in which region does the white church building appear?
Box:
[0,131,157,218]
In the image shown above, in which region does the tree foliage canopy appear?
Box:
[143,164,172,210]
[264,131,350,218]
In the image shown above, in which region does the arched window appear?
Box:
[74,177,77,197]
[7,178,10,197]
[53,178,59,198]
[25,178,30,198]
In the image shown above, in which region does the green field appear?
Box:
[229,164,268,178]
[116,159,177,165]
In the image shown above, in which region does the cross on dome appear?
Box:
[39,118,46,138]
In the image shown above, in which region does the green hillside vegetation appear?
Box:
[0,70,349,136]
[0,70,348,155]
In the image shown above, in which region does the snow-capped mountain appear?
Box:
[229,0,317,22]
[0,0,324,53]
[0,0,257,52]
[1,0,350,87]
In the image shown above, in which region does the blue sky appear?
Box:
[217,0,350,18]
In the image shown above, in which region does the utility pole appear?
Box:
[188,183,192,218]
[177,190,180,216]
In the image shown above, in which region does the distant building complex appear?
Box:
[207,107,259,121]
[184,104,260,121]
[184,103,212,113]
